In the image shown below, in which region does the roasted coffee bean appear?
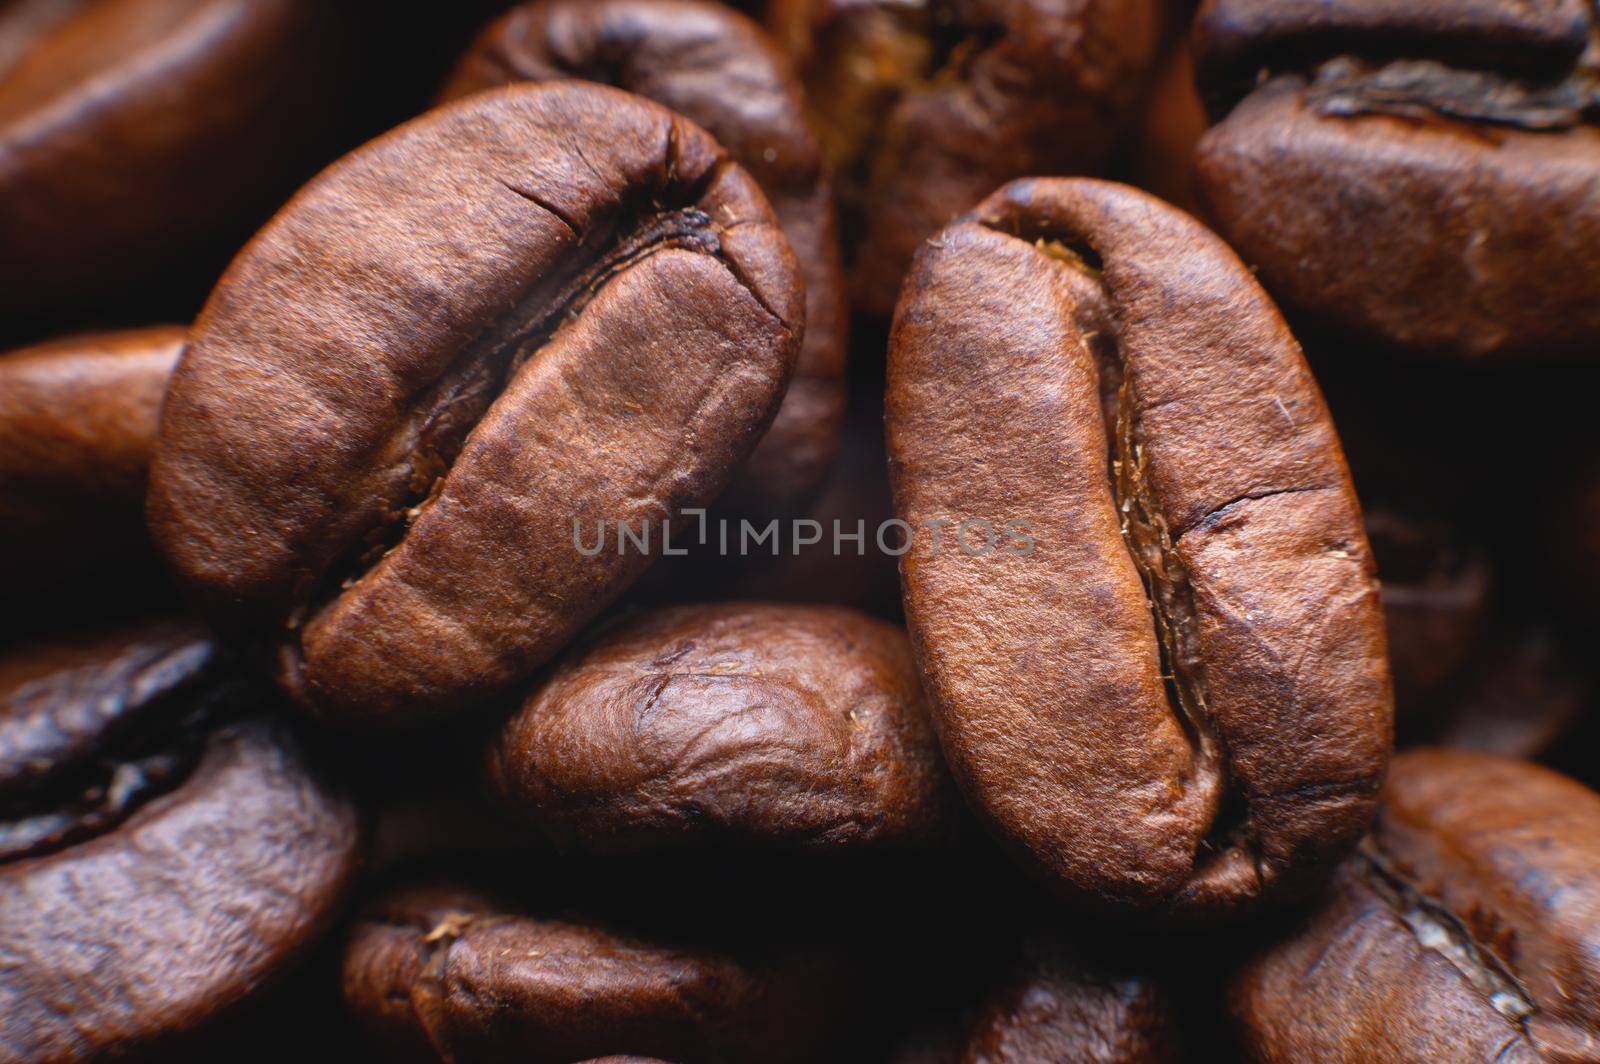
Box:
[766,0,1164,315]
[440,0,848,515]
[1365,509,1492,720]
[342,881,844,1063]
[0,620,361,1061]
[1193,0,1600,358]
[959,940,1182,1063]
[0,326,183,590]
[887,178,1392,916]
[1231,749,1600,1061]
[0,0,342,322]
[147,82,803,729]
[486,602,950,854]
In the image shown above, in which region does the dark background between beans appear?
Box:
[1,0,1597,1061]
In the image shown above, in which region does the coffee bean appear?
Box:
[1193,0,1600,357]
[147,82,803,728]
[887,177,1392,916]
[342,880,844,1063]
[1427,628,1591,761]
[0,326,183,590]
[1134,38,1209,218]
[960,939,1182,1063]
[486,602,952,854]
[1365,508,1493,721]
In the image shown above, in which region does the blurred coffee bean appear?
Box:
[342,879,847,1063]
[0,618,362,1061]
[1194,0,1600,358]
[0,0,351,333]
[1366,508,1492,721]
[1134,39,1207,216]
[0,326,183,632]
[767,0,1165,315]
[1427,627,1590,763]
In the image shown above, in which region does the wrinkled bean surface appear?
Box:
[487,602,951,853]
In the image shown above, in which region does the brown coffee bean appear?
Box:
[486,602,950,854]
[147,82,803,729]
[0,0,342,320]
[1193,0,1600,357]
[0,620,361,1061]
[439,0,848,515]
[960,941,1182,1064]
[342,881,844,1063]
[1231,749,1600,1061]
[886,178,1392,916]
[0,326,183,589]
[766,0,1164,316]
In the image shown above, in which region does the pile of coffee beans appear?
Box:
[3,1,1597,1061]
